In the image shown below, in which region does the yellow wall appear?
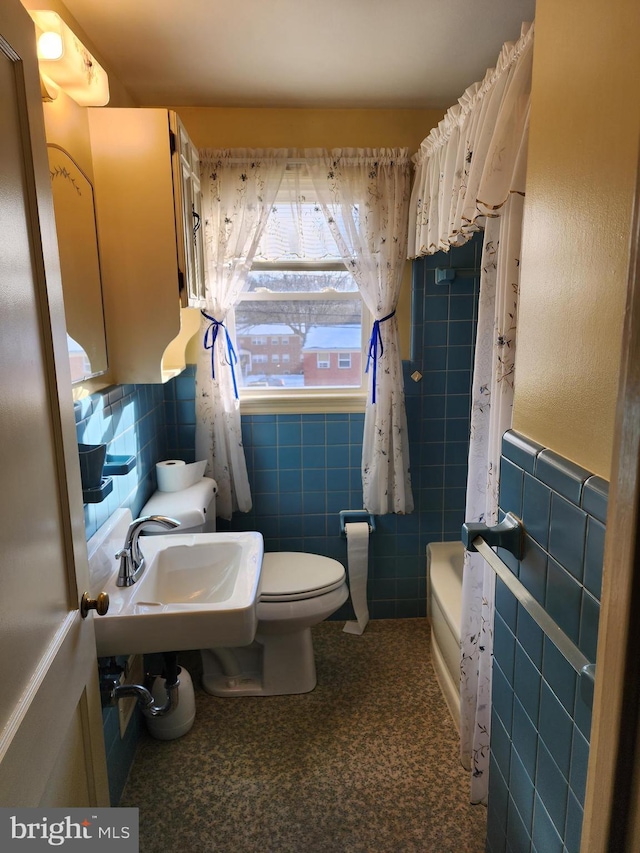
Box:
[173,106,441,153]
[175,106,442,359]
[513,0,640,479]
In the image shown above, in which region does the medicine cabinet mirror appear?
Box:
[48,144,108,382]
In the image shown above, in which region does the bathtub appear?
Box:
[427,541,464,731]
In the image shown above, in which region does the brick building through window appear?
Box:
[237,324,303,385]
[302,326,361,387]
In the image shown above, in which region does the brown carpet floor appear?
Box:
[120,618,486,853]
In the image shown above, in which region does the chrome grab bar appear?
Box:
[463,515,596,708]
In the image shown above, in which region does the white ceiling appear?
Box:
[61,0,535,110]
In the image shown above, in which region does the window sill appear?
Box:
[239,391,367,416]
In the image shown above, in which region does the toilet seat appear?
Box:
[259,552,346,602]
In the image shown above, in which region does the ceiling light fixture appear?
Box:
[28,10,110,107]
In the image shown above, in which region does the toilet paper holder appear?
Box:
[339,510,376,536]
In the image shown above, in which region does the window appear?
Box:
[231,165,368,412]
[235,266,366,403]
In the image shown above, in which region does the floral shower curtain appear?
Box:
[306,148,414,515]
[407,23,534,803]
[460,150,528,804]
[195,149,288,519]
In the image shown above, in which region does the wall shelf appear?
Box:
[103,454,136,476]
[83,477,113,504]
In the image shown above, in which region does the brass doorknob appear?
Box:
[80,591,110,619]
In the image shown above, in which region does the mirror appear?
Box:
[47,144,108,382]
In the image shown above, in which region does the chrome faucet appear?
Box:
[115,515,180,587]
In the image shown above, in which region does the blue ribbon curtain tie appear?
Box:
[201,310,239,399]
[366,309,396,404]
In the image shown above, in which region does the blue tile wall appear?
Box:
[164,237,482,620]
[486,429,607,853]
[408,233,482,549]
[75,383,169,540]
[75,382,169,805]
[162,365,197,463]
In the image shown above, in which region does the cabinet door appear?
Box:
[174,117,206,308]
[88,107,184,383]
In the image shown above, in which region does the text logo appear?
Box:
[0,809,138,850]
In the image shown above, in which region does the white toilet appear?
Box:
[141,478,349,696]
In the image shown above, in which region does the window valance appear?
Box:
[407,21,534,257]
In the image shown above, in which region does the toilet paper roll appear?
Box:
[156,459,207,492]
[343,521,370,635]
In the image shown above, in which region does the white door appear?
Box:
[0,0,109,806]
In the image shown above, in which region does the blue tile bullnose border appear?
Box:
[502,430,544,474]
[535,450,592,505]
[503,430,609,522]
[582,476,609,523]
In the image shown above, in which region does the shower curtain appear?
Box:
[460,155,527,803]
[408,22,534,804]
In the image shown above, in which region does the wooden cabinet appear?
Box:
[87,108,204,383]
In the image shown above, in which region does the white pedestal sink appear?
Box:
[87,509,264,657]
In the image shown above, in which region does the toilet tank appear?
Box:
[140,477,217,534]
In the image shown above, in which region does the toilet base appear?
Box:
[201,627,317,697]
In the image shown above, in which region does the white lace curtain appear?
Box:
[197,147,414,519]
[305,148,414,515]
[407,22,534,804]
[195,149,289,519]
[408,22,533,257]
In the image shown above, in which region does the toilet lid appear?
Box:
[259,552,346,602]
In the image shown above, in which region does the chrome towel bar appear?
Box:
[463,517,596,708]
